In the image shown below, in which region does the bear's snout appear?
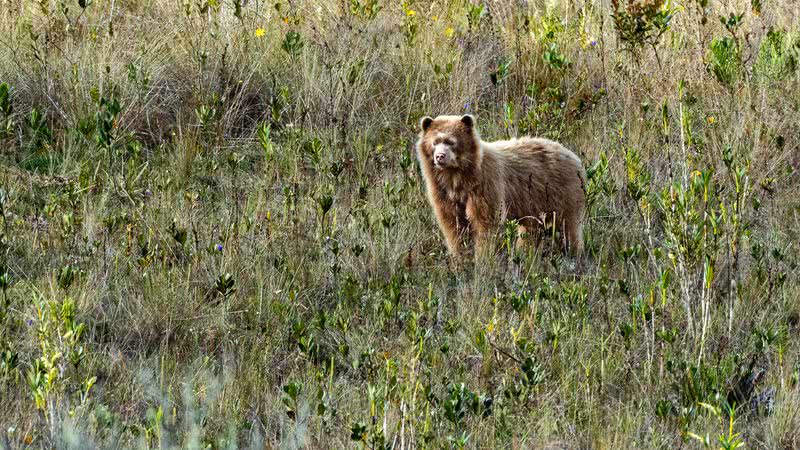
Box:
[433,146,452,167]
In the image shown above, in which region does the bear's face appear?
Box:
[418,115,479,171]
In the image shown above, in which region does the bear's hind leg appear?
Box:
[564,213,584,259]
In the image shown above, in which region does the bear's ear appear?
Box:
[420,116,433,132]
[460,114,475,129]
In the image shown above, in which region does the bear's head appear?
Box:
[417,114,480,172]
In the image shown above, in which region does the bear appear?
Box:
[415,114,586,261]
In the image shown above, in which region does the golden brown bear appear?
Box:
[416,114,586,260]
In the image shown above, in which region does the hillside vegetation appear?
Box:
[0,0,799,448]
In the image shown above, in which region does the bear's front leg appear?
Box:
[466,195,498,262]
[431,199,468,260]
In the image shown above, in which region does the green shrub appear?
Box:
[707,36,740,86]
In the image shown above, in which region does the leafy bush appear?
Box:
[611,0,675,61]
[707,36,740,86]
[754,28,800,81]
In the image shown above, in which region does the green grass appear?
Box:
[0,0,799,448]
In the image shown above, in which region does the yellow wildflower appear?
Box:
[431,15,438,22]
[445,26,455,38]
[406,9,416,17]
[255,28,266,38]
[707,116,715,125]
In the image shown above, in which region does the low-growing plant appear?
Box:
[0,83,13,138]
[754,28,800,80]
[687,402,746,450]
[350,0,382,21]
[707,36,740,87]
[611,0,676,65]
[401,1,419,45]
[26,108,52,152]
[542,42,569,71]
[282,31,305,57]
[489,58,512,87]
[466,2,486,31]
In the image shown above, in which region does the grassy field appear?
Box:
[0,0,799,448]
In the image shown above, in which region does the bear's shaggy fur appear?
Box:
[416,114,586,259]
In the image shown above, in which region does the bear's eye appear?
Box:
[444,138,455,146]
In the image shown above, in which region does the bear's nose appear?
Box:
[434,153,446,164]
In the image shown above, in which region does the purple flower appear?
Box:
[26,318,34,326]
[590,40,597,47]
[464,101,472,112]
[215,244,223,252]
